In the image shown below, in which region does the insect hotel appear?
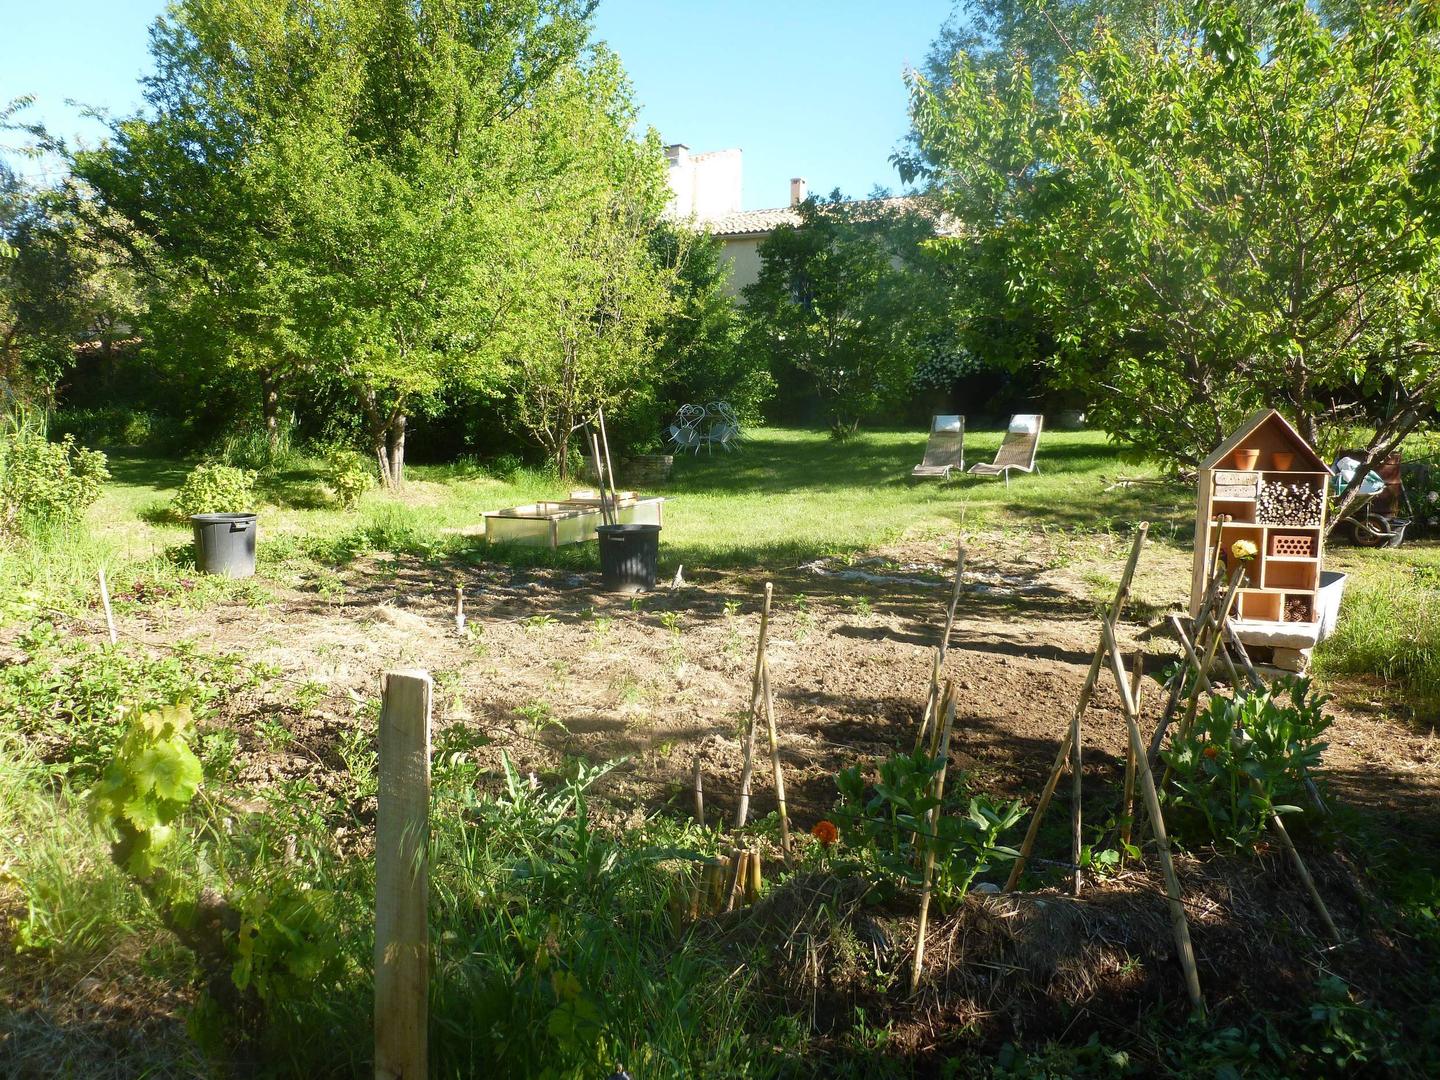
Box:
[1191,409,1346,674]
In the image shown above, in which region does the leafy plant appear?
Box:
[833,749,1024,904]
[0,424,109,540]
[324,449,373,510]
[89,702,204,878]
[171,462,257,519]
[1160,678,1330,850]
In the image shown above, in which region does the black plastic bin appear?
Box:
[597,523,660,593]
[191,513,258,578]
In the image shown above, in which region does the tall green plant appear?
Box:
[1160,678,1331,850]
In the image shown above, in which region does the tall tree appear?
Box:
[74,0,602,488]
[906,0,1440,515]
[493,57,674,475]
[742,194,945,438]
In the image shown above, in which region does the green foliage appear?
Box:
[646,222,771,427]
[1160,679,1330,850]
[0,621,255,782]
[833,749,1024,903]
[89,703,203,878]
[324,449,373,510]
[907,1,1440,469]
[743,194,947,438]
[170,462,256,518]
[0,423,109,539]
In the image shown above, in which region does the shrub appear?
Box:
[324,449,373,509]
[1160,678,1330,851]
[171,462,257,519]
[0,426,110,540]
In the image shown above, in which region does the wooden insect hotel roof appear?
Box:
[1199,409,1328,472]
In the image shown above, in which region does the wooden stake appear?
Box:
[98,567,117,645]
[588,431,613,526]
[1119,654,1143,859]
[725,849,749,912]
[1258,784,1341,942]
[597,407,621,518]
[375,670,433,1080]
[735,583,774,830]
[760,658,792,862]
[1070,686,1084,896]
[692,756,705,828]
[1103,623,1204,1014]
[454,584,465,634]
[911,682,957,995]
[915,541,966,753]
[1005,523,1149,891]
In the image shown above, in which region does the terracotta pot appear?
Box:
[1271,451,1295,471]
[1234,448,1260,471]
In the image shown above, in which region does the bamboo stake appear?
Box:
[915,541,967,753]
[1119,654,1143,860]
[1070,687,1084,896]
[454,584,465,634]
[588,431,613,526]
[597,407,621,518]
[734,583,774,830]
[760,658,792,862]
[910,682,957,995]
[725,849,748,912]
[1005,523,1149,891]
[746,849,762,904]
[1258,784,1341,942]
[98,567,117,645]
[1102,622,1205,1015]
[692,756,705,827]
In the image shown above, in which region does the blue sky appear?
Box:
[0,0,954,207]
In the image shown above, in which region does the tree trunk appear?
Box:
[260,372,280,453]
[555,425,571,480]
[387,414,406,489]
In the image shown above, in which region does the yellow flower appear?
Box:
[1230,539,1258,562]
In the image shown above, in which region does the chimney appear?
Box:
[789,177,807,207]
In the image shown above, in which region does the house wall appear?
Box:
[665,146,742,224]
[718,235,764,298]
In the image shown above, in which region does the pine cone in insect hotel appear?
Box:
[1257,481,1323,526]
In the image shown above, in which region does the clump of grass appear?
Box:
[1315,561,1440,709]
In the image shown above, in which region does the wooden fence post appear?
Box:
[375,670,432,1080]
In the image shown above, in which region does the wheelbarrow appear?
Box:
[1331,455,1409,547]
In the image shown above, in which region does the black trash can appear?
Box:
[597,523,660,593]
[191,513,258,578]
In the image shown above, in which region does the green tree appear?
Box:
[74,0,601,488]
[2,99,137,406]
[742,193,944,439]
[492,57,675,476]
[906,0,1440,513]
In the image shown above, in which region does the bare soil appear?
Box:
[6,526,1439,1074]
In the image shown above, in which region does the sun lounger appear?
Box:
[969,414,1043,487]
[910,415,966,480]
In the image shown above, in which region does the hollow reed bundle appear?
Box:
[1256,481,1323,526]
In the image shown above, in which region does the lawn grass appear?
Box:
[85,426,1196,570]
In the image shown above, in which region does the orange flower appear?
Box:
[811,820,839,847]
[1203,745,1220,760]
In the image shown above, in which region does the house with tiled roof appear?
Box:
[663,143,953,297]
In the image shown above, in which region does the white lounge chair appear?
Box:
[968,414,1043,487]
[910,415,966,480]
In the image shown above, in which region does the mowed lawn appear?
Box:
[85,426,1195,570]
